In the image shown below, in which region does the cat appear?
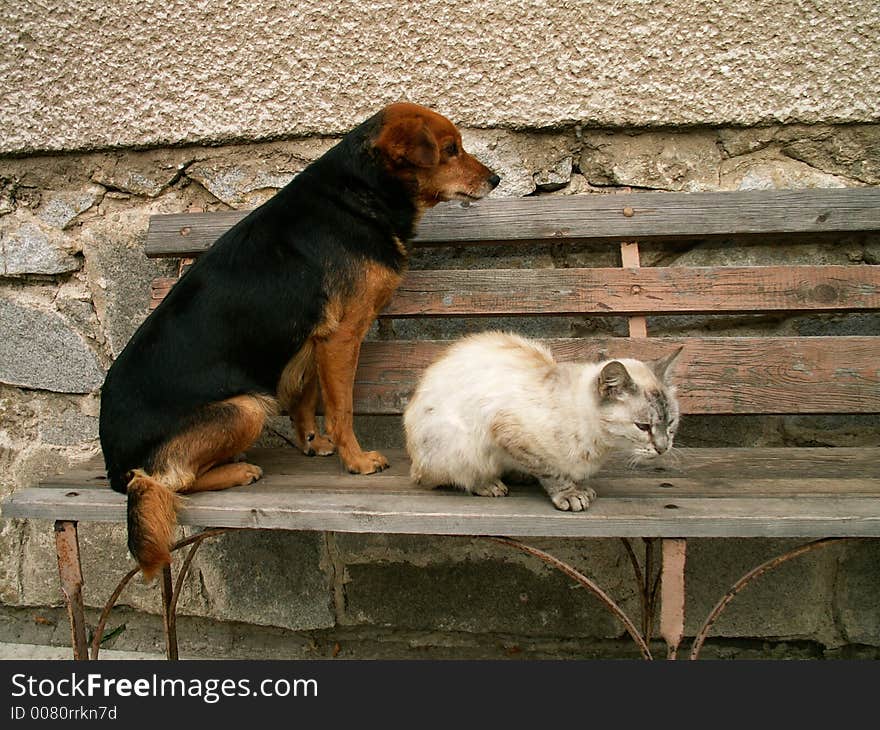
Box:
[403,332,682,511]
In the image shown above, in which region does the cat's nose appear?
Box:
[654,436,670,454]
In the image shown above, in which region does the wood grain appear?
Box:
[150,265,880,315]
[25,448,880,497]
[351,337,880,415]
[5,488,879,538]
[619,241,648,337]
[144,189,880,257]
[7,447,877,537]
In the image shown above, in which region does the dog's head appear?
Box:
[373,102,500,208]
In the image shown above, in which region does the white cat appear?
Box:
[404,332,682,511]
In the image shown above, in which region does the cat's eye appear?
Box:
[445,142,458,156]
[635,422,651,432]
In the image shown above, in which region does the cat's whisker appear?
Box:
[663,446,683,468]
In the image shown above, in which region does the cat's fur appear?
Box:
[404,332,682,511]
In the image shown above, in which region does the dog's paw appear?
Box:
[237,463,264,485]
[471,480,509,497]
[551,486,597,512]
[344,450,390,475]
[303,432,336,457]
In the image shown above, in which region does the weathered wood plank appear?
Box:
[5,486,880,538]
[150,265,880,315]
[353,337,880,415]
[35,473,880,498]
[8,446,877,537]
[23,448,880,497]
[144,188,880,257]
[619,241,648,337]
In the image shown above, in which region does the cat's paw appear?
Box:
[471,480,509,497]
[551,486,597,512]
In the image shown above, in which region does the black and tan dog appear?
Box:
[100,103,500,578]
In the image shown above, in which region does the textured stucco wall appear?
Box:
[2,0,879,154]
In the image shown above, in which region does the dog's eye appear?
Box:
[635,422,651,432]
[444,142,458,157]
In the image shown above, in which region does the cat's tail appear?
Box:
[125,470,182,580]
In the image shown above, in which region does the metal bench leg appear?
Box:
[160,564,179,660]
[660,538,687,660]
[54,520,88,660]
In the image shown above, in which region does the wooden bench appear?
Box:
[4,188,880,660]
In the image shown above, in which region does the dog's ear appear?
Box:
[375,117,439,168]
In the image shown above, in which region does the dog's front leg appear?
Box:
[314,326,389,475]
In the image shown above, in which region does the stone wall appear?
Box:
[1,122,879,658]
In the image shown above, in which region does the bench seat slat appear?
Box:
[144,189,880,258]
[24,447,880,492]
[354,337,880,415]
[5,448,878,538]
[150,265,880,316]
[6,488,880,539]
[3,448,880,537]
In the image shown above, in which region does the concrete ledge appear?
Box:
[0,642,165,661]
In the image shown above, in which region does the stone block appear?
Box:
[38,407,99,447]
[0,387,99,452]
[662,238,857,267]
[14,518,336,634]
[16,519,63,607]
[1,213,80,275]
[580,130,721,191]
[0,298,104,393]
[720,150,850,190]
[0,521,25,605]
[337,534,634,638]
[187,162,294,209]
[190,530,335,631]
[675,415,780,448]
[718,127,781,158]
[77,522,182,615]
[91,150,191,198]
[81,210,177,357]
[534,156,573,192]
[186,139,336,208]
[684,538,839,644]
[460,130,537,198]
[790,311,880,337]
[12,518,164,615]
[35,186,103,229]
[835,540,880,646]
[779,414,880,448]
[782,124,880,185]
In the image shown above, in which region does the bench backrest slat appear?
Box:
[354,337,880,416]
[153,265,880,316]
[144,188,880,257]
[142,189,880,418]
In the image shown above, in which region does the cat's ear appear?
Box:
[650,346,684,383]
[598,361,634,400]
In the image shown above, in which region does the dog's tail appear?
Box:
[125,470,182,580]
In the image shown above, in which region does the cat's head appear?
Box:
[595,348,683,459]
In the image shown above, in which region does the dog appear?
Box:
[99,102,500,579]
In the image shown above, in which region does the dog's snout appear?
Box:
[488,173,501,189]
